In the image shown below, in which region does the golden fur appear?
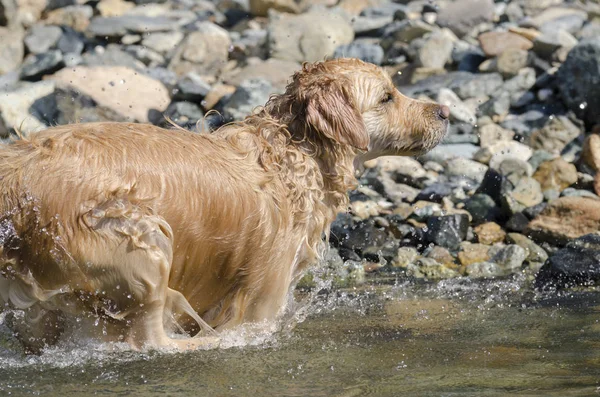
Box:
[0,58,449,353]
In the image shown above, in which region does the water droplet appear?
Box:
[580,102,588,110]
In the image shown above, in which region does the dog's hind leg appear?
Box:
[81,200,219,351]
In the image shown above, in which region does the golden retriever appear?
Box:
[0,58,449,353]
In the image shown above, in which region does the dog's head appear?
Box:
[276,58,449,161]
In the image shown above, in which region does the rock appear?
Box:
[57,27,85,55]
[528,149,555,172]
[505,212,530,233]
[527,7,588,33]
[414,183,452,204]
[474,222,505,245]
[445,158,488,183]
[506,233,548,264]
[557,39,600,128]
[458,242,491,266]
[24,25,62,54]
[465,261,505,278]
[223,78,272,121]
[478,123,514,148]
[378,156,427,187]
[474,140,533,168]
[0,81,55,135]
[454,72,503,100]
[535,233,600,290]
[417,30,455,69]
[7,0,46,27]
[169,22,231,77]
[533,30,578,59]
[48,66,169,123]
[162,101,205,130]
[561,188,599,200]
[581,134,600,172]
[502,176,544,214]
[406,258,459,280]
[45,5,93,31]
[526,197,600,246]
[267,10,353,63]
[173,73,211,102]
[332,218,389,255]
[350,15,391,35]
[82,44,144,69]
[385,19,435,43]
[479,91,511,118]
[391,246,418,268]
[490,244,526,271]
[223,58,300,92]
[595,174,600,197]
[0,27,24,75]
[249,0,300,16]
[333,42,384,65]
[20,50,64,81]
[425,246,456,268]
[436,88,476,124]
[464,193,500,224]
[529,116,581,155]
[437,0,494,38]
[478,31,533,57]
[497,48,529,77]
[533,158,578,192]
[88,15,189,37]
[425,214,469,251]
[142,31,184,54]
[97,0,135,17]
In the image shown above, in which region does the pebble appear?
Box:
[474,222,506,245]
[425,214,470,251]
[533,158,578,192]
[478,31,533,57]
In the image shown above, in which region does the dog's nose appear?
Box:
[438,105,450,120]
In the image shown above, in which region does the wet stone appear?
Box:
[425,214,469,251]
[20,50,65,81]
[406,258,459,280]
[464,193,500,224]
[474,222,506,245]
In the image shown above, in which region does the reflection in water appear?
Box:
[1,276,600,396]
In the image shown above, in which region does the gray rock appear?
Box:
[333,42,384,65]
[51,87,129,125]
[426,214,470,251]
[361,3,407,19]
[383,19,435,43]
[437,0,494,38]
[0,81,56,135]
[224,78,272,122]
[82,44,144,70]
[143,67,178,90]
[398,71,473,98]
[539,14,586,36]
[24,25,62,54]
[491,244,527,270]
[142,31,184,54]
[268,10,354,63]
[162,101,205,130]
[529,115,581,155]
[497,48,529,77]
[406,258,459,279]
[173,73,212,102]
[561,188,599,200]
[557,38,600,127]
[418,30,454,69]
[465,261,505,278]
[20,51,64,81]
[124,45,165,66]
[464,193,500,224]
[501,176,544,214]
[454,72,503,100]
[350,16,392,35]
[419,143,480,162]
[479,91,511,117]
[500,110,548,137]
[88,15,191,37]
[437,88,475,124]
[57,27,85,55]
[446,157,488,183]
[533,30,578,59]
[0,27,24,75]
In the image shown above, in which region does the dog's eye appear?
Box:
[381,93,393,104]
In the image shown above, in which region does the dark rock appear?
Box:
[173,74,212,102]
[20,51,65,81]
[415,183,453,203]
[458,52,486,73]
[361,3,407,18]
[425,214,469,251]
[223,78,272,122]
[161,101,205,130]
[333,42,384,65]
[464,193,500,224]
[535,233,600,290]
[48,87,129,125]
[556,38,600,128]
[505,212,529,232]
[332,218,389,255]
[523,202,547,219]
[476,169,504,204]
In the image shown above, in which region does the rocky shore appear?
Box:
[1,0,599,292]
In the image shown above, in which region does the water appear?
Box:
[1,276,599,396]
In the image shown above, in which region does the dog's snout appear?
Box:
[437,105,450,120]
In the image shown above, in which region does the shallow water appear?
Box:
[1,276,599,396]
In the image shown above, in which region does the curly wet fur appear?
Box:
[0,58,449,353]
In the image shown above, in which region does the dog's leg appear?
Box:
[81,201,219,351]
[4,305,64,354]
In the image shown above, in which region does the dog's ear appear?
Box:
[303,77,369,151]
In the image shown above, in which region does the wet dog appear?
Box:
[0,58,449,352]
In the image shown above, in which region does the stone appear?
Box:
[595,173,600,197]
[497,48,529,77]
[479,91,511,118]
[437,88,476,124]
[391,246,418,268]
[535,233,600,290]
[97,0,135,17]
[24,25,62,54]
[414,183,453,204]
[556,39,600,128]
[20,50,64,81]
[506,233,548,264]
[88,15,189,37]
[332,218,389,255]
[0,81,55,135]
[169,22,231,77]
[526,197,600,246]
[223,78,272,122]
[333,42,384,66]
[385,19,435,43]
[267,10,354,63]
[45,5,93,31]
[581,134,600,172]
[425,246,456,268]
[57,27,85,55]
[533,30,578,59]
[202,83,235,111]
[505,212,530,233]
[454,72,503,100]
[458,242,491,266]
[503,176,544,213]
[0,27,24,75]
[425,214,470,251]
[406,258,459,280]
[474,140,533,168]
[527,7,588,33]
[478,31,533,57]
[48,66,169,123]
[445,158,488,183]
[249,0,300,16]
[561,188,599,200]
[478,123,514,148]
[464,193,500,224]
[437,0,494,38]
[529,115,581,155]
[417,30,455,69]
[222,58,299,92]
[9,0,46,27]
[533,158,578,192]
[350,16,392,35]
[465,261,505,278]
[173,73,212,102]
[474,222,505,245]
[378,156,427,187]
[490,244,527,271]
[161,101,205,130]
[82,44,144,69]
[142,31,184,54]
